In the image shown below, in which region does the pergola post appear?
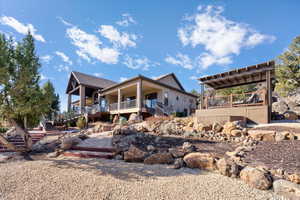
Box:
[137,80,142,113]
[200,83,204,109]
[67,93,72,112]
[79,85,86,114]
[266,70,272,122]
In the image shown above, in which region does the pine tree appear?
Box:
[0,33,47,152]
[42,80,60,120]
[275,36,300,97]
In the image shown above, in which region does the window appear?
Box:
[176,96,179,101]
[164,92,169,106]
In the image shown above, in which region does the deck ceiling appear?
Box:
[199,61,275,90]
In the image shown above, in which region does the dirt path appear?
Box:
[0,157,286,200]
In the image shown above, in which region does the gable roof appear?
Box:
[72,71,116,88]
[154,73,185,91]
[101,74,197,98]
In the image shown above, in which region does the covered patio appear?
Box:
[196,61,275,124]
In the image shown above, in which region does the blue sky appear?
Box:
[0,0,299,111]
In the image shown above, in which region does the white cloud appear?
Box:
[98,25,137,48]
[0,16,45,42]
[56,64,70,72]
[119,77,128,82]
[165,53,194,70]
[93,72,104,77]
[176,5,276,69]
[196,53,232,69]
[66,26,120,64]
[55,51,73,65]
[40,55,52,64]
[57,17,73,26]
[123,55,158,70]
[116,13,137,27]
[40,74,53,80]
[189,75,198,80]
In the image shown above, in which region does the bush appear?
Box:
[76,117,86,129]
[0,127,8,133]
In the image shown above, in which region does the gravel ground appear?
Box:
[0,157,286,200]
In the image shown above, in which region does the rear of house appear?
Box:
[66,72,197,120]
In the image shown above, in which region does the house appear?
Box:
[196,61,275,124]
[66,72,198,119]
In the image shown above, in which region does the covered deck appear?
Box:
[196,61,275,124]
[101,77,164,115]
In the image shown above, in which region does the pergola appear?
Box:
[197,61,275,123]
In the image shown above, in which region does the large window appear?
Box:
[145,93,157,108]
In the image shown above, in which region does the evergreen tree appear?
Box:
[42,80,60,120]
[0,33,47,152]
[275,36,300,97]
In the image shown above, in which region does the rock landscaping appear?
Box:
[108,116,300,199]
[1,115,299,199]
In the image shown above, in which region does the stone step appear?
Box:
[71,146,116,153]
[63,150,114,159]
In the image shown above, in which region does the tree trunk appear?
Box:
[10,119,33,151]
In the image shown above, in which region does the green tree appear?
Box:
[190,89,200,97]
[275,36,300,97]
[0,33,47,152]
[217,84,256,96]
[42,80,60,120]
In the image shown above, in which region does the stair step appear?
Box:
[63,150,114,159]
[71,146,116,153]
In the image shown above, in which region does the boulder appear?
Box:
[182,142,196,153]
[222,122,237,135]
[272,101,288,114]
[47,150,61,158]
[144,153,174,165]
[275,132,287,142]
[273,179,300,200]
[193,123,212,132]
[124,145,148,162]
[183,152,217,171]
[173,158,185,169]
[60,136,82,150]
[240,167,273,190]
[216,158,240,178]
[212,122,223,133]
[146,145,156,152]
[128,113,142,123]
[168,148,185,158]
[230,129,242,137]
[284,111,299,120]
[248,130,276,141]
[159,122,178,135]
[288,173,300,184]
[113,115,119,124]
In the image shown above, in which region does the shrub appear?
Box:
[76,117,86,129]
[0,127,8,133]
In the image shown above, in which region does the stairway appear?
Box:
[0,134,45,152]
[63,146,116,159]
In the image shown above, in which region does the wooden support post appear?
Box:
[200,83,204,109]
[230,94,233,107]
[79,85,86,114]
[117,88,121,114]
[266,70,272,123]
[137,80,142,113]
[67,93,72,112]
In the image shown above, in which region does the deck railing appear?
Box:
[109,99,137,111]
[204,90,266,109]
